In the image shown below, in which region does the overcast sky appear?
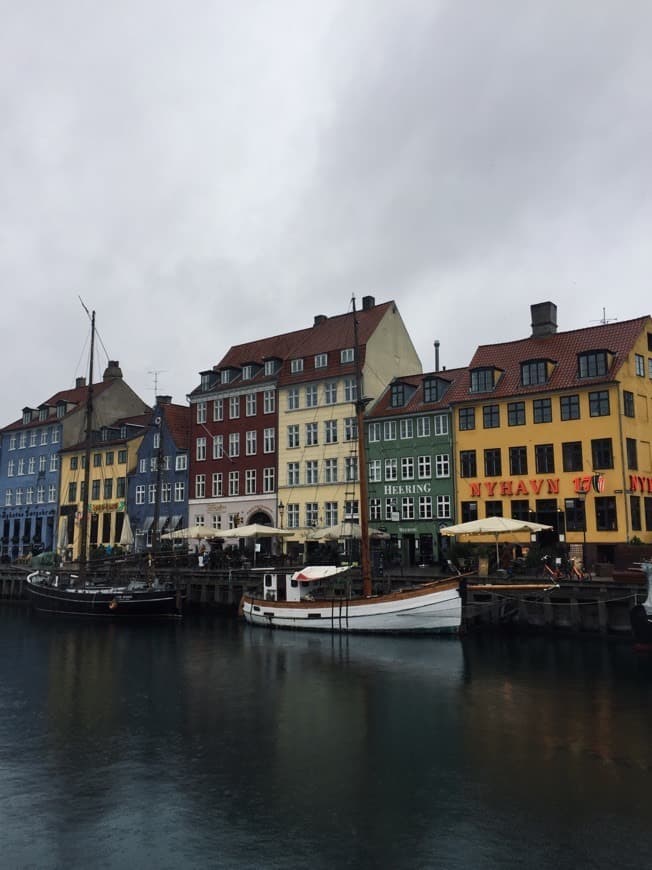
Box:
[2,1,651,426]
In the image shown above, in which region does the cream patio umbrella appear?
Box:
[119,514,134,549]
[160,524,220,541]
[306,522,390,541]
[218,523,293,566]
[440,516,553,564]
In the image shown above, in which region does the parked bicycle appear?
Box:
[541,555,566,582]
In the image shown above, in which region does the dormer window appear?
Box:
[315,353,328,368]
[521,359,549,386]
[242,365,255,380]
[56,403,66,419]
[22,410,32,425]
[120,425,127,439]
[470,368,495,393]
[200,372,212,391]
[220,370,231,384]
[423,377,449,403]
[390,383,406,407]
[340,348,355,364]
[38,407,48,422]
[290,358,304,374]
[578,351,609,379]
[264,359,279,376]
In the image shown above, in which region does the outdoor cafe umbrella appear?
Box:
[218,523,293,566]
[160,524,219,541]
[306,522,390,542]
[440,516,553,563]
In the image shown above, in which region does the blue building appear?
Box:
[127,396,191,552]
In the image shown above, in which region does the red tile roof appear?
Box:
[447,317,650,403]
[368,367,469,418]
[1,380,114,433]
[160,403,191,450]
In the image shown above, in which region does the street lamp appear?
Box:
[278,501,285,529]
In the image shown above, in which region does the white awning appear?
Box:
[141,516,154,532]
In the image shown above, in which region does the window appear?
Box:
[213,398,223,421]
[228,471,239,496]
[117,478,126,498]
[49,455,58,473]
[416,417,431,437]
[7,460,14,477]
[305,422,318,446]
[385,458,398,481]
[263,390,275,414]
[136,485,145,505]
[4,489,12,506]
[433,415,448,436]
[521,360,547,386]
[27,457,35,474]
[287,462,300,486]
[635,353,645,376]
[324,502,338,526]
[118,450,127,464]
[627,438,638,470]
[591,438,613,469]
[344,378,357,402]
[418,456,431,479]
[68,482,77,502]
[315,353,328,368]
[148,483,157,504]
[535,444,555,474]
[419,496,433,519]
[48,485,56,503]
[344,417,357,442]
[105,451,114,466]
[305,385,318,408]
[400,418,414,439]
[578,351,608,378]
[383,421,397,441]
[470,368,494,392]
[176,454,188,471]
[560,395,580,421]
[229,396,240,419]
[368,422,380,442]
[246,430,257,455]
[38,455,46,473]
[287,504,299,529]
[424,378,448,403]
[139,458,147,473]
[325,458,338,483]
[397,495,413,520]
[624,391,635,417]
[196,437,207,461]
[459,408,475,431]
[509,446,528,476]
[287,388,299,410]
[264,360,277,377]
[242,365,255,381]
[460,450,477,478]
[340,348,354,363]
[390,383,405,407]
[290,358,304,373]
[245,393,257,416]
[195,474,206,498]
[484,448,502,477]
[562,442,583,472]
[196,401,207,424]
[533,398,552,423]
[213,435,224,459]
[507,402,525,426]
[90,479,100,500]
[483,405,500,428]
[344,500,358,520]
[306,503,319,527]
[245,469,256,495]
[345,456,358,482]
[461,501,478,522]
[370,498,382,521]
[595,496,617,531]
[383,497,397,521]
[174,481,185,502]
[435,454,450,478]
[485,500,503,517]
[305,461,319,485]
[511,500,530,521]
[589,391,610,417]
[325,382,337,405]
[368,459,381,482]
[263,468,275,493]
[401,457,414,480]
[287,425,299,449]
[104,479,113,499]
[228,433,240,458]
[263,428,275,453]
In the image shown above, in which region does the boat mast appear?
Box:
[151,409,164,562]
[352,296,372,597]
[78,310,96,579]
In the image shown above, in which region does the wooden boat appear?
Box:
[630,562,652,649]
[24,308,182,618]
[240,298,462,634]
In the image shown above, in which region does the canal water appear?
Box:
[1,604,650,870]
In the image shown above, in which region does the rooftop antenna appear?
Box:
[148,369,168,395]
[591,307,617,326]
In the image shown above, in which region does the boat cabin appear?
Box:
[261,566,349,602]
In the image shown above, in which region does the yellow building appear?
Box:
[276,297,422,557]
[58,418,146,560]
[449,302,652,567]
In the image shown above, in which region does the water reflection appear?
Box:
[1,606,651,869]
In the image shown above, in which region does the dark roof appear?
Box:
[160,404,191,450]
[447,317,650,403]
[189,300,395,394]
[1,380,114,433]
[367,367,469,419]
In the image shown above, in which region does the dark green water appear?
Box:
[1,604,651,869]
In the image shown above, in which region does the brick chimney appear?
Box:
[362,295,375,310]
[314,314,327,326]
[103,360,123,380]
[531,302,558,338]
